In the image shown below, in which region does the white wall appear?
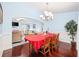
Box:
[77,11,79,56]
[0,3,3,56]
[0,24,3,56]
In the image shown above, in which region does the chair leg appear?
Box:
[48,50,51,56]
[52,48,54,54]
[56,44,59,52]
[29,43,30,56]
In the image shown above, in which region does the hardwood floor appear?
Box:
[2,41,77,57]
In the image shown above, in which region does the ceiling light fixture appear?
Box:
[40,2,53,21]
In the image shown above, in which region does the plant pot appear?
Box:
[71,41,76,50]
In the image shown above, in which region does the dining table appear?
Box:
[24,33,56,53]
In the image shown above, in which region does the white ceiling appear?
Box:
[26,2,79,13]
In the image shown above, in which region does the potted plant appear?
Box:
[65,20,77,50]
[65,20,77,42]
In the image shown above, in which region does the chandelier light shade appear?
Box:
[40,3,53,21]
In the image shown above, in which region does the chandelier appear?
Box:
[40,3,53,21]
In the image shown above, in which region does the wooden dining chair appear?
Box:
[38,37,51,57]
[50,33,59,53]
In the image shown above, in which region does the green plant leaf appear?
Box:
[65,20,77,41]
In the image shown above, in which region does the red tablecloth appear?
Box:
[24,33,55,52]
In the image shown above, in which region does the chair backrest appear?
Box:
[51,33,59,43]
[44,37,51,44]
[55,33,59,42]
